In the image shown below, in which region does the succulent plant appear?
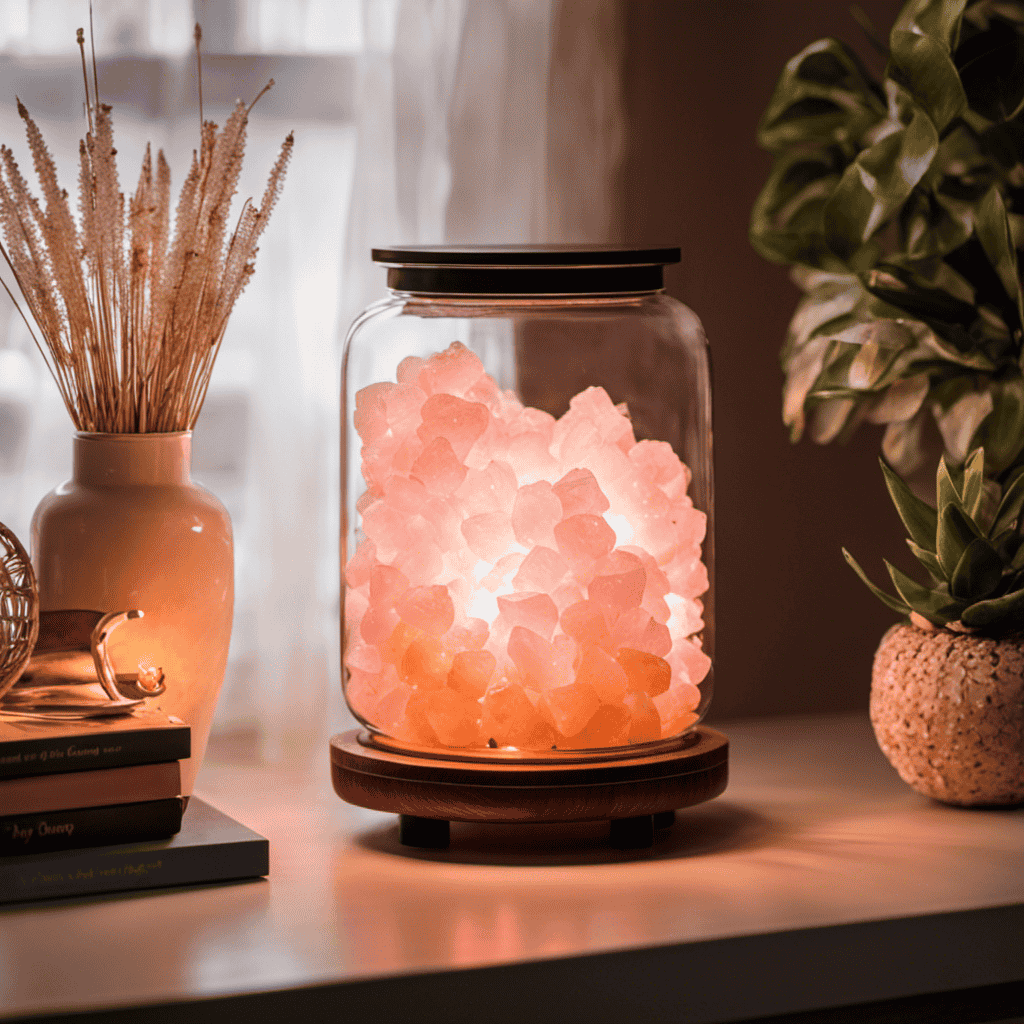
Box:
[751,0,1024,480]
[844,446,1024,634]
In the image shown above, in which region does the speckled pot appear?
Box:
[871,623,1024,806]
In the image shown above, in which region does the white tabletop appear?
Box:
[1,713,1022,1023]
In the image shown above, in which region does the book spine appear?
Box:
[0,761,182,816]
[0,837,269,903]
[0,799,184,857]
[0,729,190,780]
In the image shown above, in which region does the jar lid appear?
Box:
[371,245,681,296]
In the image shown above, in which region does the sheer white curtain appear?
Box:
[0,0,625,758]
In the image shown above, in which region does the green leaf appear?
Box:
[885,559,962,624]
[975,187,1024,332]
[950,536,1004,600]
[972,378,1024,475]
[1013,540,1024,572]
[842,548,911,615]
[907,538,944,580]
[960,586,1024,632]
[893,0,967,51]
[956,19,1024,123]
[961,446,985,519]
[936,455,964,514]
[937,501,981,577]
[889,29,968,131]
[880,456,938,550]
[823,98,939,264]
[993,471,1024,538]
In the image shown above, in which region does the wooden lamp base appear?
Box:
[330,726,728,849]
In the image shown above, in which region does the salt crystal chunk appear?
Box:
[394,689,438,745]
[557,419,602,467]
[410,438,468,495]
[344,587,368,632]
[425,688,481,746]
[481,551,526,591]
[608,607,655,654]
[383,475,428,513]
[356,490,379,515]
[395,585,455,636]
[672,505,707,548]
[466,373,502,409]
[461,512,516,563]
[580,439,632,494]
[344,643,382,675]
[381,621,424,665]
[497,593,559,640]
[506,431,558,482]
[448,649,496,699]
[456,460,518,516]
[360,501,408,561]
[629,440,690,498]
[666,594,704,636]
[481,681,547,747]
[574,645,628,704]
[615,648,671,696]
[347,665,403,720]
[543,681,600,738]
[511,481,562,549]
[421,497,463,552]
[507,626,564,689]
[569,702,630,748]
[360,604,399,647]
[400,636,451,688]
[513,546,568,592]
[382,383,427,433]
[560,600,611,648]
[623,691,661,742]
[551,581,585,612]
[397,355,425,384]
[353,382,393,442]
[394,532,443,585]
[655,680,702,721]
[369,564,409,609]
[669,638,712,686]
[639,618,672,657]
[417,393,489,461]
[589,552,646,613]
[446,618,490,651]
[668,548,710,599]
[553,468,610,518]
[417,341,485,396]
[345,539,376,588]
[554,514,616,573]
[374,681,413,736]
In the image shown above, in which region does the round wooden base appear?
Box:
[330,726,728,849]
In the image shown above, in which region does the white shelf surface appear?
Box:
[1,713,1022,1022]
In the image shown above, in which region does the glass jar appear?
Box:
[341,246,713,754]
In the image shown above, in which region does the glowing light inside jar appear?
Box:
[344,342,710,750]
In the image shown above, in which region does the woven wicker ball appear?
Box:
[0,521,38,699]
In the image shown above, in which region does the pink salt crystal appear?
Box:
[629,440,690,498]
[554,514,616,573]
[670,637,712,686]
[417,341,485,397]
[447,649,496,699]
[481,551,525,592]
[556,418,602,467]
[347,665,402,719]
[611,607,670,656]
[481,681,547,748]
[639,618,672,657]
[513,546,568,592]
[394,689,438,745]
[506,431,559,482]
[623,691,661,743]
[383,475,429,513]
[615,648,671,697]
[422,496,463,552]
[356,490,379,514]
[655,679,702,718]
[581,442,632,497]
[397,355,426,384]
[417,393,489,461]
[344,539,377,588]
[668,595,705,636]
[360,604,399,648]
[497,593,559,641]
[551,582,585,613]
[588,551,646,613]
[670,550,710,599]
[446,617,489,651]
[381,383,427,432]
[672,505,707,548]
[461,512,516,563]
[344,643,382,675]
[425,688,481,747]
[360,501,409,561]
[344,587,369,631]
[400,636,452,688]
[374,681,413,735]
[560,600,611,648]
[574,645,628,704]
[465,373,502,409]
[456,460,518,516]
[353,382,393,441]
[381,621,425,666]
[395,585,455,637]
[543,681,601,738]
[369,563,409,609]
[393,535,443,586]
[570,703,630,748]
[507,626,563,690]
[553,468,610,518]
[511,481,562,549]
[410,438,468,495]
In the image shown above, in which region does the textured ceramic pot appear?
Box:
[871,623,1024,806]
[31,433,234,795]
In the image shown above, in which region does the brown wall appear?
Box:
[619,1,908,722]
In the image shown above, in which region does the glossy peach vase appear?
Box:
[31,433,234,795]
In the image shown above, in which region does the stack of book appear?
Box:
[0,709,270,903]
[0,707,189,857]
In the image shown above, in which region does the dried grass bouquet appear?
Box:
[0,24,292,433]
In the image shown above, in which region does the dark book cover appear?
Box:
[0,798,184,856]
[0,708,190,779]
[0,798,268,904]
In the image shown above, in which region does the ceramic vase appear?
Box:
[31,432,234,796]
[871,623,1024,806]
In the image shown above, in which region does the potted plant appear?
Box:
[845,448,1023,804]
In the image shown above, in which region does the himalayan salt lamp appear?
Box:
[343,341,710,752]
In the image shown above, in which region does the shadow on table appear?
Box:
[351,799,778,866]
